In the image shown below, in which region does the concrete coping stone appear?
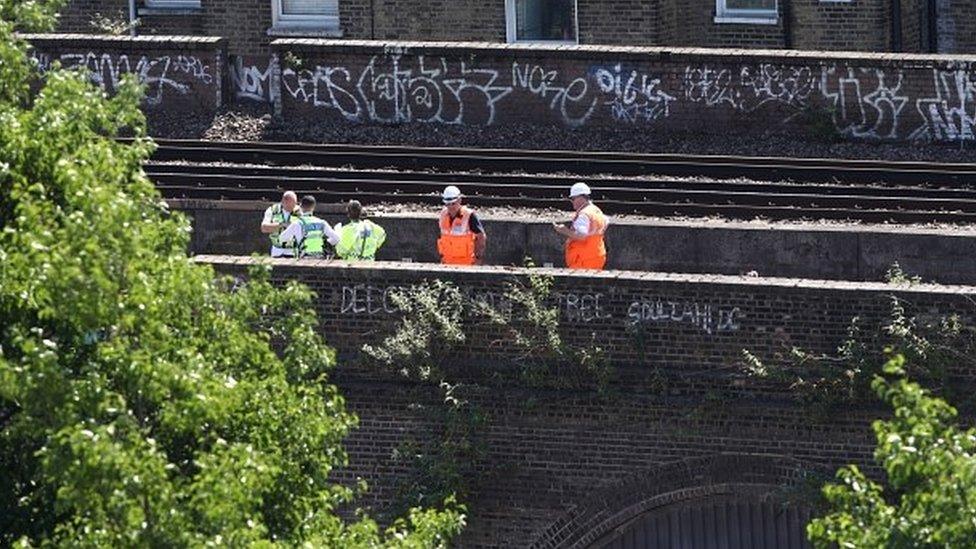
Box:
[193,254,976,296]
[20,33,226,48]
[269,38,976,66]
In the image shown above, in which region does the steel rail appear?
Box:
[145,138,976,185]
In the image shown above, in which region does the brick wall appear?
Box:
[57,0,973,58]
[664,0,785,48]
[900,0,926,53]
[24,34,226,111]
[198,256,976,546]
[577,0,663,46]
[272,39,976,144]
[939,0,976,54]
[791,0,889,52]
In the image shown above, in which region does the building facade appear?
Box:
[58,0,973,58]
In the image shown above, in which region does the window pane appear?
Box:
[516,0,576,41]
[281,0,336,16]
[725,0,776,10]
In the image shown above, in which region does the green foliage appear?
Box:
[741,296,973,416]
[390,382,487,516]
[89,10,140,36]
[473,269,614,395]
[362,280,465,381]
[807,354,976,548]
[885,262,922,286]
[0,3,463,545]
[798,104,840,143]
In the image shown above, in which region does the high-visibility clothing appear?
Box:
[437,206,477,265]
[298,215,327,257]
[336,220,386,260]
[268,203,295,250]
[565,203,607,270]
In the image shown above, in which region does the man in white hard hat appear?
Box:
[437,185,487,265]
[260,191,299,257]
[553,182,609,270]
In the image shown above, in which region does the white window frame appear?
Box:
[271,0,339,29]
[505,0,579,44]
[714,0,778,24]
[144,0,200,8]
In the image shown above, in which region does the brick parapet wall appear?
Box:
[195,255,976,546]
[197,255,976,383]
[23,33,226,110]
[272,39,976,143]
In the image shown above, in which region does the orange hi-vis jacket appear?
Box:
[566,203,608,270]
[438,206,477,265]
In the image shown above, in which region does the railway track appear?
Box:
[145,139,976,223]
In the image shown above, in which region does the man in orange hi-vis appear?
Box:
[553,182,609,270]
[437,185,487,265]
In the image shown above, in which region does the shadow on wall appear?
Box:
[179,202,976,284]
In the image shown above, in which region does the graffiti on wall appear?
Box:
[278,55,513,125]
[224,51,976,143]
[626,298,740,335]
[910,68,976,142]
[34,51,213,106]
[338,284,741,335]
[594,64,674,123]
[683,63,816,114]
[230,55,276,102]
[511,61,598,127]
[821,66,908,139]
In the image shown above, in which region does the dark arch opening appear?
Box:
[589,487,811,549]
[529,454,825,549]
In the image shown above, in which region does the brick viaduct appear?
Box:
[200,255,976,547]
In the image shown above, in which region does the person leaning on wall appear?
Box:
[277,195,340,259]
[437,185,487,266]
[334,200,386,261]
[260,191,298,258]
[553,182,609,270]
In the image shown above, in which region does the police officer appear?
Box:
[437,185,486,265]
[260,191,298,257]
[278,195,339,259]
[335,200,386,261]
[553,182,609,270]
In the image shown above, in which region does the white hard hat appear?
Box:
[569,182,592,198]
[442,185,462,204]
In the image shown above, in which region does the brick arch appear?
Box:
[528,453,826,549]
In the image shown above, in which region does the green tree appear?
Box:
[0,1,464,546]
[807,354,976,548]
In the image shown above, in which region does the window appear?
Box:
[505,0,578,43]
[715,0,777,24]
[271,0,339,28]
[144,0,200,8]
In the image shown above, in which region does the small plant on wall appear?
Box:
[740,268,975,416]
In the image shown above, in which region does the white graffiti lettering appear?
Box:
[821,67,908,139]
[910,68,976,142]
[626,299,741,335]
[595,64,674,122]
[230,56,276,102]
[44,51,212,106]
[560,292,612,323]
[512,61,598,127]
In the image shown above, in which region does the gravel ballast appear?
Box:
[147,103,976,164]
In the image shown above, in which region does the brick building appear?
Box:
[57,0,973,58]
